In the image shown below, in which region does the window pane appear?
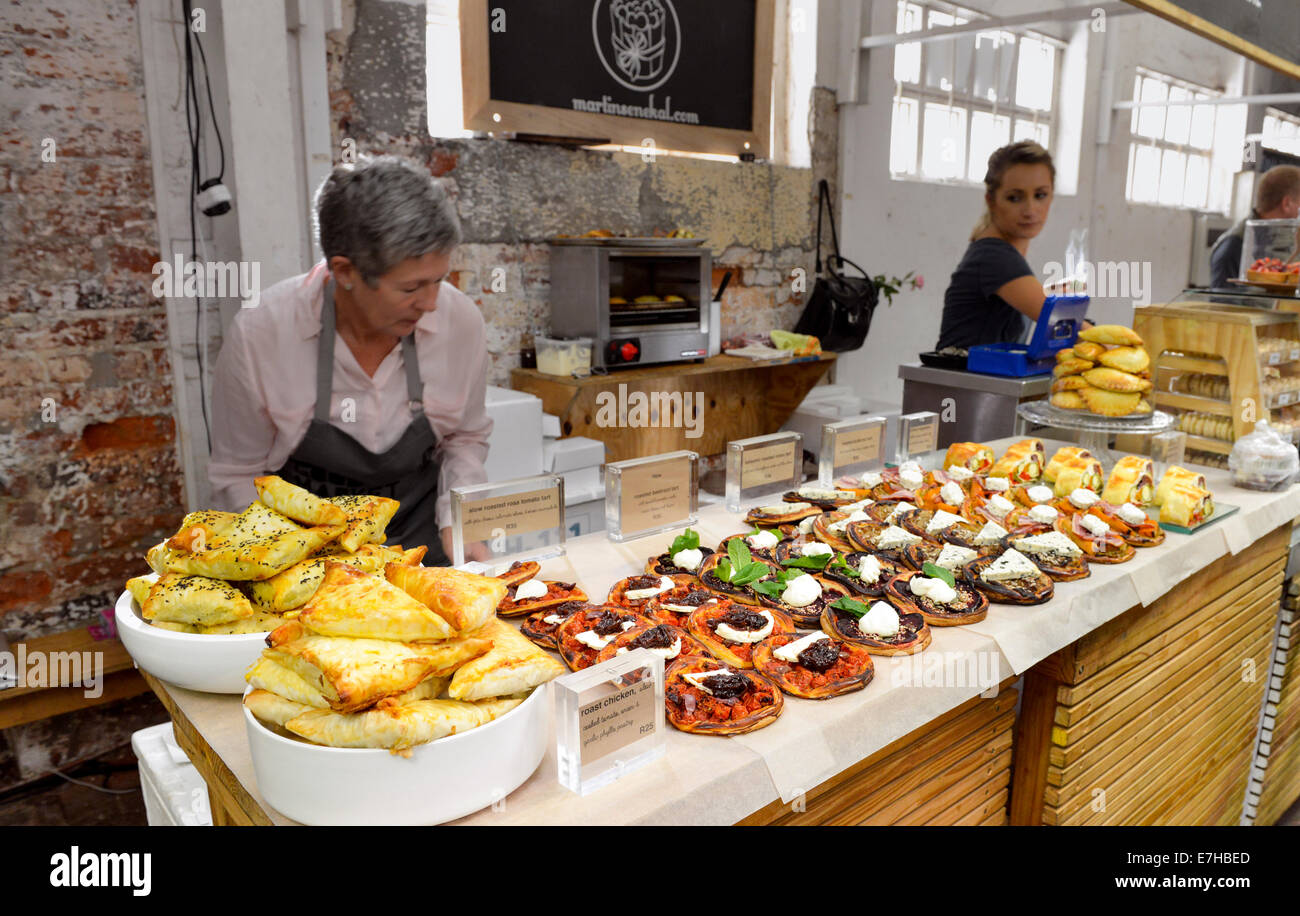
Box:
[1136,76,1167,139]
[1212,102,1247,171]
[950,33,975,95]
[1015,37,1055,111]
[1164,86,1191,145]
[1130,75,1141,136]
[893,2,922,83]
[968,111,1010,182]
[1183,154,1209,209]
[1129,145,1160,203]
[1014,118,1048,148]
[972,31,1001,102]
[921,103,967,180]
[925,10,956,90]
[1189,93,1215,150]
[890,97,919,175]
[1157,149,1186,206]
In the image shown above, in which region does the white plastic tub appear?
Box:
[243,682,550,825]
[115,591,269,695]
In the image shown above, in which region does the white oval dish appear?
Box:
[242,682,549,825]
[114,590,269,694]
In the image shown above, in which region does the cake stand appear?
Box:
[1017,400,1175,470]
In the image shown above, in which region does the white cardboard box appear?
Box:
[132,722,212,826]
[484,386,544,483]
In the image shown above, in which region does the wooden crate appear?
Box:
[1010,524,1287,825]
[739,680,1017,826]
[1254,598,1300,825]
[0,627,147,730]
[1134,303,1300,460]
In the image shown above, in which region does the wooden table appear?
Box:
[137,439,1300,826]
[510,353,835,462]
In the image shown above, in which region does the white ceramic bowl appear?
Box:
[114,590,269,694]
[243,682,549,825]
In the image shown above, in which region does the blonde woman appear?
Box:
[936,141,1057,350]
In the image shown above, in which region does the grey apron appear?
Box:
[275,281,448,565]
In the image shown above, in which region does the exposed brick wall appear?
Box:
[327,0,837,388]
[0,0,186,640]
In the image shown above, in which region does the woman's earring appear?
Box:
[344,284,353,291]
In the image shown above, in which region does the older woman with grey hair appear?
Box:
[209,155,492,564]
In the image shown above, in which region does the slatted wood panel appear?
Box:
[1010,524,1287,825]
[738,680,1017,825]
[1255,598,1300,825]
[0,628,147,730]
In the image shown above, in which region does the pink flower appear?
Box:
[913,275,925,290]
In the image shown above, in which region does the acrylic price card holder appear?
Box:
[725,431,803,513]
[555,649,666,796]
[605,451,699,542]
[449,474,565,566]
[895,411,940,466]
[819,416,886,486]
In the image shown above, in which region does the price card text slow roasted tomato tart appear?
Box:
[554,606,655,671]
[664,657,784,736]
[686,600,796,669]
[752,632,874,700]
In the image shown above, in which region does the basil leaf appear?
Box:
[830,555,861,578]
[728,561,770,586]
[922,562,956,588]
[781,554,833,570]
[751,579,785,598]
[668,527,700,556]
[714,558,734,582]
[727,537,752,572]
[830,595,869,618]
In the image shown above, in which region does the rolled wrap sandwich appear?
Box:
[1101,455,1155,506]
[1052,456,1104,496]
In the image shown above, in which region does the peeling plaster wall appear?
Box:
[329,0,836,387]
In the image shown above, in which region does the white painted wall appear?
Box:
[825,0,1246,406]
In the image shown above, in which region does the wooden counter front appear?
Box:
[510,353,835,462]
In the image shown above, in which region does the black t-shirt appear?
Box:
[937,238,1033,350]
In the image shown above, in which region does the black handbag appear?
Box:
[793,179,879,352]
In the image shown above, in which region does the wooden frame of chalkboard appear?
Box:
[459,0,775,158]
[1123,0,1300,82]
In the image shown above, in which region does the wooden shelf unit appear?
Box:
[1135,303,1300,464]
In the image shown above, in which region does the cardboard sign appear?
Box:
[741,440,797,490]
[907,421,937,456]
[578,676,658,765]
[616,454,692,536]
[834,424,883,469]
[460,486,562,543]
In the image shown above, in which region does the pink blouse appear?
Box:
[208,261,492,529]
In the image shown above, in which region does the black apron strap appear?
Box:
[315,281,337,423]
[400,331,423,415]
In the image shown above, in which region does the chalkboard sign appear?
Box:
[461,0,774,157]
[1125,0,1300,81]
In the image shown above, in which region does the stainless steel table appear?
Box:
[898,363,1053,447]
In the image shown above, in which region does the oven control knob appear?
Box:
[620,341,639,362]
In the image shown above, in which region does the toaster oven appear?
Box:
[548,241,713,369]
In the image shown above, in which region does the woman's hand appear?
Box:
[440,526,492,563]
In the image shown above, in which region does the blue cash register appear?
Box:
[966,295,1090,377]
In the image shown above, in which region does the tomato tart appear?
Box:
[686,600,796,668]
[645,582,722,625]
[1001,529,1090,581]
[594,621,714,667]
[752,632,874,699]
[754,572,851,629]
[1052,514,1136,564]
[646,547,714,580]
[664,657,784,736]
[494,559,540,588]
[519,599,591,649]
[607,573,695,611]
[496,578,588,618]
[886,569,989,626]
[962,550,1054,605]
[717,530,783,563]
[554,606,655,671]
[819,595,931,656]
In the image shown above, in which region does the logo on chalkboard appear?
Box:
[593,0,681,92]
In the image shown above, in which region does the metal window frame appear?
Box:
[1126,67,1225,212]
[891,0,1059,184]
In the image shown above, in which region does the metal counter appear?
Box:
[898,363,1052,447]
